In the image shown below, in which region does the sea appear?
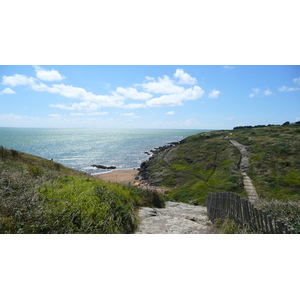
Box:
[0,128,210,175]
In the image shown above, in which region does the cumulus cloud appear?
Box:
[34,66,64,81]
[0,87,16,95]
[2,68,204,111]
[146,86,204,107]
[139,75,185,94]
[208,89,220,98]
[116,87,152,100]
[174,69,197,85]
[166,111,175,115]
[2,74,36,87]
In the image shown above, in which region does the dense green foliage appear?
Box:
[0,147,165,233]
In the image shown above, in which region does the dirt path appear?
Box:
[136,201,216,234]
[228,139,259,202]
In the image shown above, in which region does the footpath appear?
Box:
[228,139,259,202]
[136,201,215,234]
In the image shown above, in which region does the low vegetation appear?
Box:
[140,122,300,232]
[139,130,245,206]
[0,147,166,233]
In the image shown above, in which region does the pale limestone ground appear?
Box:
[136,201,216,234]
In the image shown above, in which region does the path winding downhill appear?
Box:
[136,138,259,233]
[136,201,215,234]
[228,139,259,202]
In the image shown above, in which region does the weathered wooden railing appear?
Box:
[206,192,297,234]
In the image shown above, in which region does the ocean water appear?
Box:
[0,128,209,174]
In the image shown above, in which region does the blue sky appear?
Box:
[0,65,299,129]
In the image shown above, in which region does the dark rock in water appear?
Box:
[91,164,116,169]
[144,151,150,155]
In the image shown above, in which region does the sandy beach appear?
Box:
[93,168,169,193]
[92,169,139,185]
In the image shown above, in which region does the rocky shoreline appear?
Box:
[138,140,184,184]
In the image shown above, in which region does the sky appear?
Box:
[0,65,299,129]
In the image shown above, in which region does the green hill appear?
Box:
[0,147,165,233]
[140,123,300,204]
[138,123,300,230]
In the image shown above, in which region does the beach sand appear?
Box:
[92,169,139,185]
[93,168,168,193]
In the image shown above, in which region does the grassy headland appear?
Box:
[0,147,166,233]
[139,122,300,231]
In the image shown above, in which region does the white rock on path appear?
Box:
[136,201,216,234]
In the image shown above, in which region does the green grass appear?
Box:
[230,124,300,202]
[140,123,300,231]
[141,132,245,205]
[0,147,166,233]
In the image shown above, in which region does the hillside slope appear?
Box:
[0,147,165,233]
[139,124,300,206]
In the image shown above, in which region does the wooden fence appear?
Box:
[206,192,297,234]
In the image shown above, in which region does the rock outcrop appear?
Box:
[91,164,116,169]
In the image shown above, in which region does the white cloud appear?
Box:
[0,113,22,120]
[70,112,108,116]
[116,87,152,100]
[226,116,234,120]
[70,113,85,116]
[34,66,64,81]
[2,74,36,87]
[249,88,275,97]
[146,86,204,107]
[0,113,38,121]
[279,77,300,92]
[145,76,155,81]
[2,68,205,112]
[182,119,200,127]
[139,75,185,94]
[121,112,140,118]
[263,89,274,96]
[174,69,197,85]
[279,85,300,92]
[87,112,108,116]
[166,111,175,115]
[49,114,61,118]
[123,103,147,109]
[249,88,260,98]
[293,77,300,85]
[50,101,103,111]
[0,87,16,95]
[208,89,220,98]
[223,65,234,70]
